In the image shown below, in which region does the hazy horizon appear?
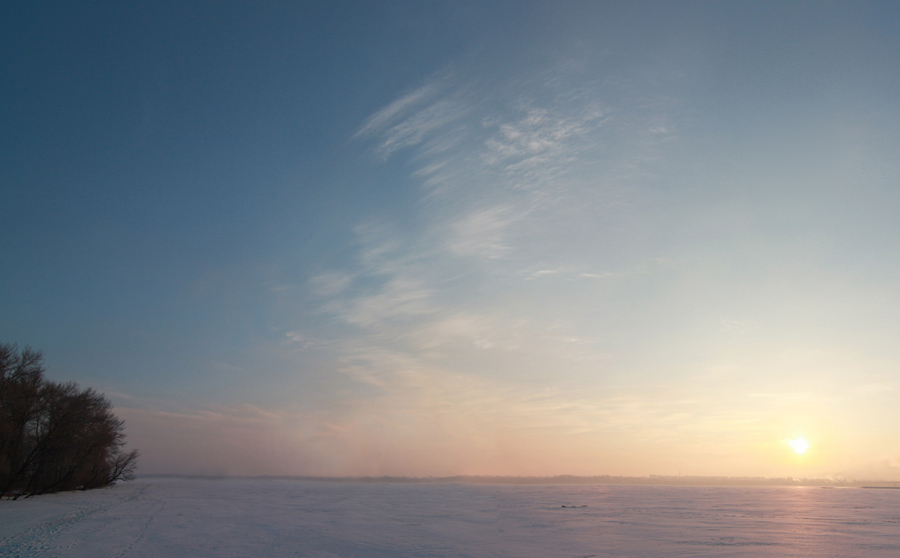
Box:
[134,473,900,487]
[4,2,900,481]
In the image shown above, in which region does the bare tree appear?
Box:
[0,344,45,496]
[0,343,139,498]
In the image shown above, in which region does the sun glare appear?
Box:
[789,437,810,455]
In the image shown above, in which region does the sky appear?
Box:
[3,1,900,480]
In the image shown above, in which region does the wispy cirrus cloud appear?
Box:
[482,106,606,190]
[308,272,352,297]
[354,75,471,159]
[353,82,440,139]
[304,65,683,391]
[446,205,522,259]
[262,61,811,476]
[343,278,434,327]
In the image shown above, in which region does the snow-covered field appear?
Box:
[2,478,900,557]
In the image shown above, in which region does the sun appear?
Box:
[789,437,810,455]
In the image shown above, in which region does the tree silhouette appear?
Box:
[0,343,138,498]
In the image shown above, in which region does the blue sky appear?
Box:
[4,2,900,478]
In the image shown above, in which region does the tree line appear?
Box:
[0,343,138,498]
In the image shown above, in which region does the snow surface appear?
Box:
[2,478,900,557]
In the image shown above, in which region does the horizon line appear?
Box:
[135,473,900,488]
